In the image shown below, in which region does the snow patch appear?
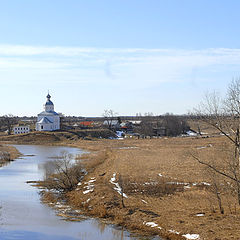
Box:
[88,179,96,183]
[158,173,163,177]
[201,182,211,186]
[145,222,158,228]
[167,181,189,185]
[186,131,198,136]
[118,146,138,149]
[197,144,212,150]
[169,229,180,234]
[82,178,95,194]
[182,234,200,239]
[196,213,204,217]
[82,198,91,204]
[142,200,147,204]
[110,173,128,198]
[144,221,162,230]
[83,189,94,194]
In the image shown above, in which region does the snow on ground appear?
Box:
[83,178,95,194]
[168,229,180,234]
[144,221,162,229]
[142,200,147,204]
[186,131,198,136]
[117,146,138,149]
[82,198,91,204]
[196,213,205,217]
[167,181,189,185]
[201,182,211,186]
[110,173,128,198]
[145,222,158,228]
[182,234,200,239]
[158,173,163,177]
[144,221,200,239]
[196,144,212,150]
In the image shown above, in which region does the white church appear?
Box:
[36,93,60,131]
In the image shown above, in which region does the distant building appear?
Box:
[13,125,30,135]
[79,121,94,128]
[36,93,60,131]
[103,120,120,129]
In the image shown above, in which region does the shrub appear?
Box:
[42,151,85,192]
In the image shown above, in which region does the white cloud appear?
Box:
[0,45,240,88]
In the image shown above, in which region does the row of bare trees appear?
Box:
[103,109,189,137]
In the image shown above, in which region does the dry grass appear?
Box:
[0,129,115,145]
[0,145,20,166]
[40,190,58,204]
[4,129,240,239]
[63,136,240,239]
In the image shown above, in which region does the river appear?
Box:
[0,145,160,240]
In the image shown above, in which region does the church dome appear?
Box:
[45,100,53,105]
[45,93,53,106]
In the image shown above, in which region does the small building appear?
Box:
[13,125,30,135]
[36,93,60,131]
[79,121,94,128]
[103,120,120,129]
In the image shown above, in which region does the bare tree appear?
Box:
[102,109,118,129]
[0,114,18,135]
[137,119,154,138]
[162,113,189,136]
[42,151,85,192]
[193,79,240,205]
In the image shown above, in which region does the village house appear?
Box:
[13,125,30,135]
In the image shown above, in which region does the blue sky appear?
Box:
[0,0,240,116]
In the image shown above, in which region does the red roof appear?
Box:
[79,121,93,127]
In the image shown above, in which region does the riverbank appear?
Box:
[2,134,240,239]
[0,144,20,167]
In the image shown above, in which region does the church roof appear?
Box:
[37,117,53,124]
[38,110,59,116]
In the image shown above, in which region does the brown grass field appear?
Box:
[2,131,240,239]
[65,136,238,240]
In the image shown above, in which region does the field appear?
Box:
[63,136,237,240]
[1,131,239,239]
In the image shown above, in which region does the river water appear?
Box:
[0,145,160,240]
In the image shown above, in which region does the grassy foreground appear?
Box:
[2,132,239,239]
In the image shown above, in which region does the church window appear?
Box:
[41,125,43,129]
